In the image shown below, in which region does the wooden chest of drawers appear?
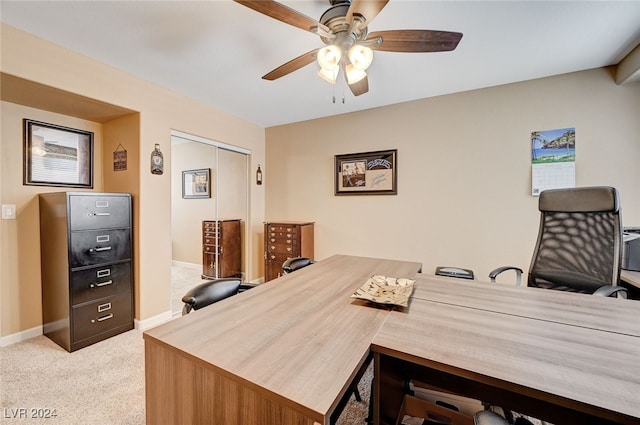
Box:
[264,221,314,282]
[39,192,133,352]
[202,219,242,279]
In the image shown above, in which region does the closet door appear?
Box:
[216,148,248,279]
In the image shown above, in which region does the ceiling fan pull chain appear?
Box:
[332,76,336,103]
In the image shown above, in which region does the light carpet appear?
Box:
[1,264,371,424]
[1,329,371,425]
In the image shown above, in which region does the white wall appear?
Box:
[265,68,640,281]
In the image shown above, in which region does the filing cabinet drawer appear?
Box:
[70,228,131,267]
[204,244,221,254]
[268,224,297,233]
[69,194,131,231]
[70,262,131,305]
[267,243,296,255]
[72,292,132,342]
[203,252,216,277]
[203,236,220,245]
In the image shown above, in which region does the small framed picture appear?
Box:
[335,149,397,195]
[23,119,93,188]
[182,168,211,199]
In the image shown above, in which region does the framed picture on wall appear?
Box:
[335,149,397,195]
[23,119,94,188]
[182,168,211,199]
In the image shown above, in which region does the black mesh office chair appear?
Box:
[282,257,314,274]
[181,278,242,315]
[490,186,627,297]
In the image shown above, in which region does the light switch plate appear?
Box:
[2,204,16,220]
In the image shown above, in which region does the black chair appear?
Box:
[282,257,314,274]
[490,186,627,298]
[435,266,475,280]
[181,278,242,315]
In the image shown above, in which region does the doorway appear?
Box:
[170,130,250,315]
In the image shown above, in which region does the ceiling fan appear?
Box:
[234,0,463,97]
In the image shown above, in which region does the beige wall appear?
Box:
[1,21,638,340]
[171,141,218,265]
[0,23,265,338]
[265,68,640,280]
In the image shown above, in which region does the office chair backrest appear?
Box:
[528,186,622,293]
[282,257,314,274]
[182,278,241,315]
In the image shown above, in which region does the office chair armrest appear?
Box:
[489,266,524,286]
[593,285,628,298]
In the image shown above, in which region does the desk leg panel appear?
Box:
[145,339,321,425]
[374,353,406,425]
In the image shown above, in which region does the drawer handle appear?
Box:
[98,302,112,312]
[93,313,114,323]
[90,280,113,288]
[89,246,112,253]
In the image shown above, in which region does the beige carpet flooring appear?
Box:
[0,265,372,424]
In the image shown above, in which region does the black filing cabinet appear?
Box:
[39,192,134,352]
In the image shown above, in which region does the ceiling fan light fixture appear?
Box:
[318,67,338,84]
[345,64,367,84]
[317,45,341,70]
[348,45,373,70]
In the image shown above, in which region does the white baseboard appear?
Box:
[1,312,174,346]
[135,310,173,331]
[171,260,200,269]
[0,325,43,347]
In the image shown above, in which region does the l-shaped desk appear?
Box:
[144,255,639,425]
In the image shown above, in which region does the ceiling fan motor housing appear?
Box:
[319,0,367,48]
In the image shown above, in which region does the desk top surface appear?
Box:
[621,269,640,288]
[144,254,421,420]
[412,274,640,337]
[145,255,638,423]
[374,275,640,422]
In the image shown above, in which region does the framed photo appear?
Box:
[335,149,397,195]
[23,119,93,188]
[182,168,211,199]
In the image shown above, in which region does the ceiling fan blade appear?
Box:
[262,48,320,81]
[346,0,389,30]
[368,30,463,52]
[348,75,369,97]
[234,0,328,34]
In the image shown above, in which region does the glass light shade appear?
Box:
[317,45,342,70]
[345,64,367,84]
[348,45,373,70]
[318,67,338,84]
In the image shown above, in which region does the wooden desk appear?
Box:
[621,269,640,299]
[144,255,421,425]
[373,275,640,425]
[412,275,640,336]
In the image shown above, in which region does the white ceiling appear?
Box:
[2,1,640,128]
